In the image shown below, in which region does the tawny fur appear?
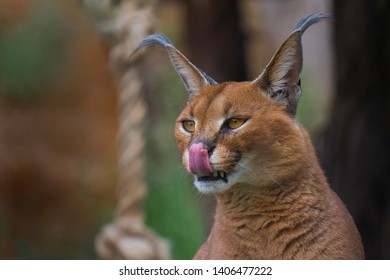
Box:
[134,13,364,260]
[174,82,364,259]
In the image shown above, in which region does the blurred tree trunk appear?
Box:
[182,0,247,82]
[318,0,390,259]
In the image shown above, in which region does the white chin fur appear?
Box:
[193,171,241,194]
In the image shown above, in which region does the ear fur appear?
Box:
[132,34,217,99]
[253,13,332,116]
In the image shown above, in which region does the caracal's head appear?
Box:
[133,13,331,194]
[175,81,311,194]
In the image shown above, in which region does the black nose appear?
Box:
[190,140,215,155]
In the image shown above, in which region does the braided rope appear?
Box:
[84,0,170,259]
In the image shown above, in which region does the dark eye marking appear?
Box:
[221,117,250,132]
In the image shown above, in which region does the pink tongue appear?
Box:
[189,143,213,177]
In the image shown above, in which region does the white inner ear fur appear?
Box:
[269,48,299,88]
[166,46,210,97]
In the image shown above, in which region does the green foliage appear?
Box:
[144,70,206,259]
[296,73,330,134]
[0,1,70,101]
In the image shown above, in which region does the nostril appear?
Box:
[200,141,215,155]
[189,140,215,153]
[207,145,215,157]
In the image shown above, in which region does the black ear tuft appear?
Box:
[252,13,331,116]
[295,13,332,33]
[132,34,217,99]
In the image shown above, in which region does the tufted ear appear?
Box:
[252,13,331,116]
[132,34,217,100]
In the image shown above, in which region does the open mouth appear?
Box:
[197,170,228,183]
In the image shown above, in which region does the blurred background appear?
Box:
[0,0,388,259]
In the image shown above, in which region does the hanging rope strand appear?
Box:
[83,0,170,260]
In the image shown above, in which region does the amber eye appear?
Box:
[227,118,246,129]
[182,120,196,133]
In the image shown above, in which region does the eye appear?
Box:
[182,120,196,133]
[226,117,247,129]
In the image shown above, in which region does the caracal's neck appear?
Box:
[213,159,329,232]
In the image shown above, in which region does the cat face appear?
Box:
[174,82,306,193]
[133,13,331,193]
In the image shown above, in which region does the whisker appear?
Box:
[236,155,283,189]
[259,165,283,188]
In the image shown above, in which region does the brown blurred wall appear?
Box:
[0,0,118,259]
